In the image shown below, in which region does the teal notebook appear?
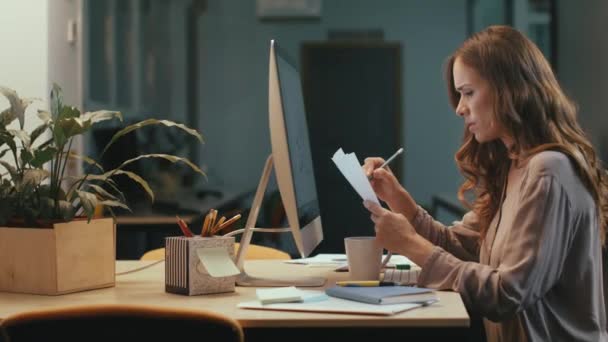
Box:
[325,286,438,305]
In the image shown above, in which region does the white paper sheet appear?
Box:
[238,295,423,316]
[196,247,241,277]
[331,148,380,205]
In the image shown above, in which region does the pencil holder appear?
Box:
[165,236,239,295]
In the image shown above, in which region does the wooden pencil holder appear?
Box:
[165,236,238,295]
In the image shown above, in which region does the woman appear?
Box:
[363,25,608,341]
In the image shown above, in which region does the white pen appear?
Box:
[368,147,404,180]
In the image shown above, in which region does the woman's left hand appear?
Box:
[363,200,436,266]
[363,200,416,253]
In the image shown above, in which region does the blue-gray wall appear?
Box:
[557,0,608,160]
[198,0,467,208]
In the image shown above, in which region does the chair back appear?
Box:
[0,304,243,342]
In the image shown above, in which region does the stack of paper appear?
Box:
[383,268,421,285]
[238,296,423,316]
[286,254,418,272]
[331,148,379,205]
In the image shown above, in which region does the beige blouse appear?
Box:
[413,151,607,341]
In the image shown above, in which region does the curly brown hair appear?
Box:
[444,25,608,246]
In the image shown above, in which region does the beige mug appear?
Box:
[344,236,392,280]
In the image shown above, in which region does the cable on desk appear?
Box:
[223,227,291,237]
[116,259,165,276]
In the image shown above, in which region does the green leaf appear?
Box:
[8,129,31,149]
[97,178,126,202]
[20,149,34,165]
[0,86,26,129]
[58,117,91,139]
[76,190,98,222]
[50,83,63,119]
[53,122,67,147]
[0,131,17,154]
[0,160,18,180]
[99,200,131,212]
[58,106,80,121]
[86,183,118,201]
[22,169,50,187]
[57,200,75,221]
[0,148,10,159]
[40,197,74,221]
[67,151,104,172]
[0,107,16,126]
[117,153,205,177]
[80,110,122,124]
[30,146,58,168]
[104,169,155,202]
[37,110,52,124]
[112,169,154,201]
[30,123,49,145]
[100,119,203,157]
[0,197,16,225]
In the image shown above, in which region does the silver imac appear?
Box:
[233,39,325,287]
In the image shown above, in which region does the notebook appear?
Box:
[238,295,423,316]
[325,286,438,305]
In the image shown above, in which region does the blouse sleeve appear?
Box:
[417,174,572,321]
[411,206,480,262]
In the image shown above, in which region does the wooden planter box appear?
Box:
[0,218,116,295]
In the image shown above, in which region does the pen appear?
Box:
[368,147,404,180]
[335,280,397,287]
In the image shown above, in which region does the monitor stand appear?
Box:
[234,155,326,287]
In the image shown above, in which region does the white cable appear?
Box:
[115,259,164,275]
[222,227,291,237]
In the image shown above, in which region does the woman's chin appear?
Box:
[473,133,488,143]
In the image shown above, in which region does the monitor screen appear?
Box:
[274,44,320,230]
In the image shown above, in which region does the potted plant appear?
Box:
[0,84,204,295]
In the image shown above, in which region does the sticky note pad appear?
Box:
[196,247,240,277]
[256,286,328,305]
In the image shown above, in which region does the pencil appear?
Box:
[368,147,404,180]
[218,214,241,231]
[176,216,194,237]
[202,213,210,237]
[214,216,226,231]
[209,209,218,232]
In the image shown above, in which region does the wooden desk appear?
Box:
[0,260,470,340]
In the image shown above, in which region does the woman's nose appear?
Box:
[455,100,466,117]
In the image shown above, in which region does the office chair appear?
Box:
[0,304,243,342]
[140,242,291,261]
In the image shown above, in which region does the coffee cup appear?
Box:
[344,236,391,280]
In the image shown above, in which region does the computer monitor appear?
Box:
[233,40,325,287]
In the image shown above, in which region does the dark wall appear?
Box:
[302,42,402,253]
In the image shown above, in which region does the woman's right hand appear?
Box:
[362,157,418,222]
[362,157,404,204]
